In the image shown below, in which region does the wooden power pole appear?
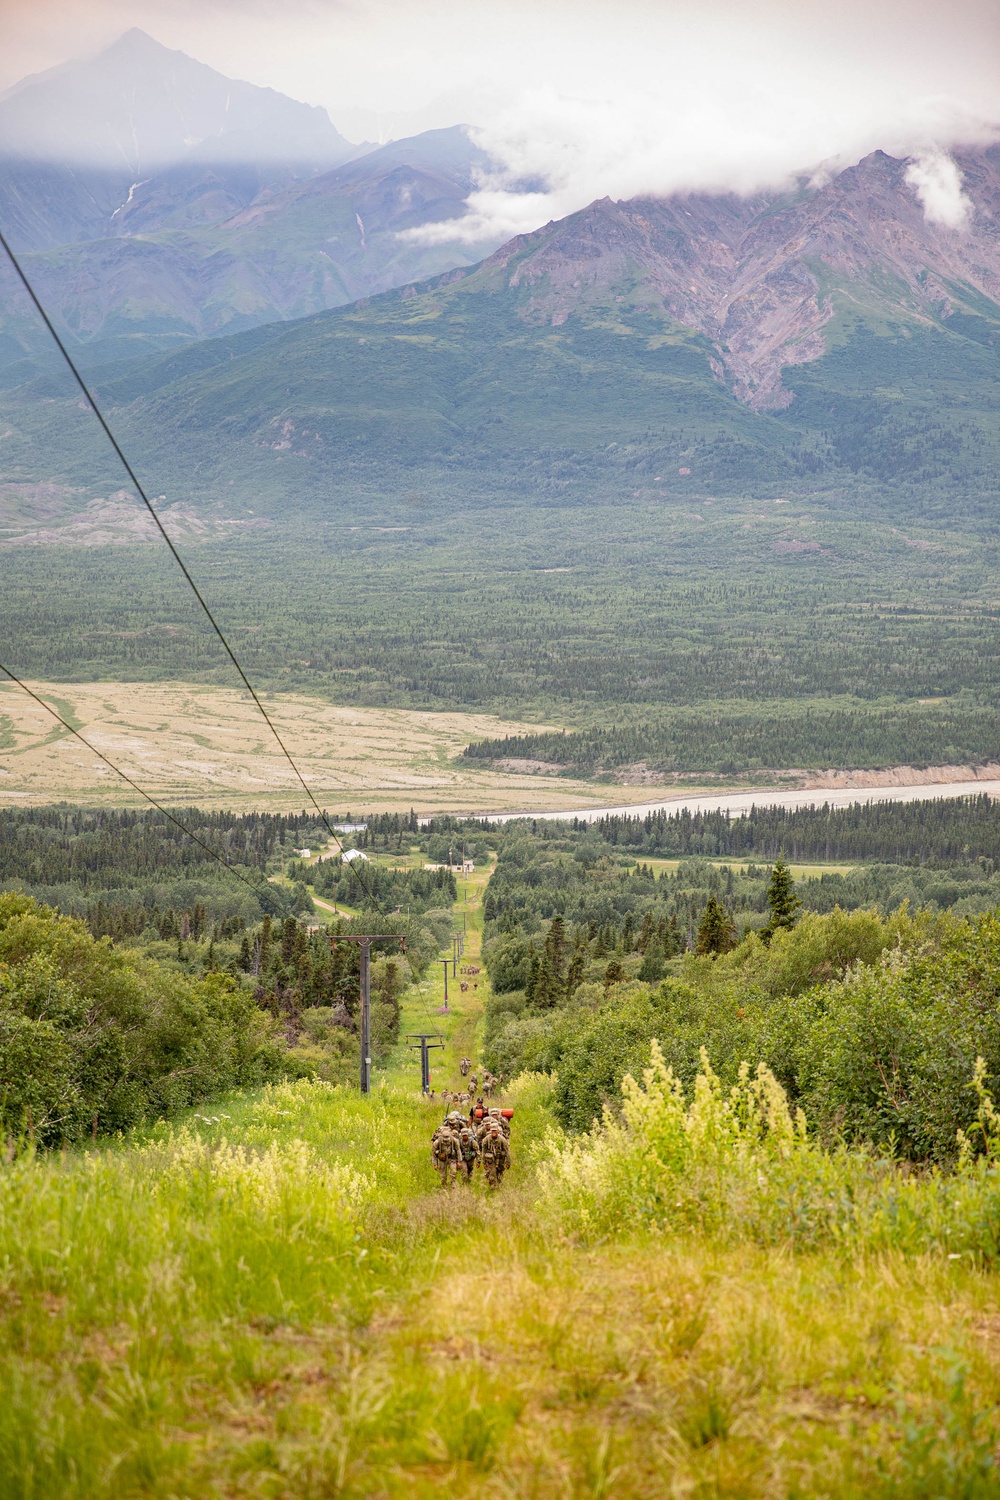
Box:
[407,1033,444,1093]
[331,933,405,1094]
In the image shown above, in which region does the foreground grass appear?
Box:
[3,1071,1000,1498]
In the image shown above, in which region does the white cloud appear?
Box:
[3,0,999,243]
[904,151,974,228]
[405,84,993,246]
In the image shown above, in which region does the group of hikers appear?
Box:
[435,1065,503,1109]
[431,1091,512,1188]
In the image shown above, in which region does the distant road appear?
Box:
[492,779,1000,825]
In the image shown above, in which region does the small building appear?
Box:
[342,849,369,864]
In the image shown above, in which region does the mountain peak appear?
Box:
[0,30,355,170]
[98,28,187,65]
[107,26,169,49]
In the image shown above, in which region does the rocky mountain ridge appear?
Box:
[476,145,1000,408]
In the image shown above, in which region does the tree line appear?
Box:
[463,709,1000,777]
[587,795,1000,863]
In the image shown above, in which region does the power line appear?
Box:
[0,226,385,914]
[0,663,258,890]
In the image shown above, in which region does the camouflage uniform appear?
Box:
[431,1125,460,1187]
[457,1127,481,1182]
[480,1126,510,1188]
[488,1107,511,1141]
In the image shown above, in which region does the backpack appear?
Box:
[432,1130,454,1163]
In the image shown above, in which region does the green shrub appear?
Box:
[795,913,1000,1160]
[483,934,534,993]
[0,894,282,1143]
[483,1015,558,1080]
[538,1043,1000,1258]
[544,909,1000,1157]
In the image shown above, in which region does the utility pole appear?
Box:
[452,934,459,977]
[441,957,449,1011]
[407,1033,444,1093]
[331,933,405,1095]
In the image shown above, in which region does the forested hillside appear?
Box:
[464,703,1000,777]
[473,814,1000,1152]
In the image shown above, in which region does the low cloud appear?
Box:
[3,0,998,245]
[405,85,994,248]
[905,151,974,228]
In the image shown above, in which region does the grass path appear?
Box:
[389,861,492,1096]
[3,868,1000,1495]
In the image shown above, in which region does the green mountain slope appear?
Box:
[1,148,999,730]
[4,144,1000,514]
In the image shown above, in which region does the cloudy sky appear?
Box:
[2,0,998,237]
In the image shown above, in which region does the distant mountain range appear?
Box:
[0,31,508,378]
[4,142,989,509]
[0,31,998,518]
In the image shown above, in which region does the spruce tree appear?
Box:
[533,953,562,1010]
[603,958,625,990]
[695,897,735,956]
[763,858,801,942]
[543,916,566,975]
[639,937,666,982]
[525,949,540,1005]
[565,949,585,1000]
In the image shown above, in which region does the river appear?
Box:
[491,778,1000,825]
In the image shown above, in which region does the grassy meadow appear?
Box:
[0,678,607,815]
[4,872,1000,1497]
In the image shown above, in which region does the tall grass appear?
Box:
[0,1078,442,1499]
[537,1044,1000,1258]
[4,1070,1000,1497]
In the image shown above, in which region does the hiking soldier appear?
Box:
[460,1057,470,1077]
[431,1123,460,1187]
[457,1126,480,1182]
[480,1125,510,1188]
[489,1107,511,1140]
[468,1072,478,1093]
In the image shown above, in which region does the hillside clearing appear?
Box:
[5,848,1000,1494]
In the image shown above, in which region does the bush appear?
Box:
[483,1015,558,1080]
[538,1043,1000,1258]
[554,982,709,1131]
[794,913,1000,1160]
[0,894,283,1144]
[543,909,1000,1158]
[483,934,534,993]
